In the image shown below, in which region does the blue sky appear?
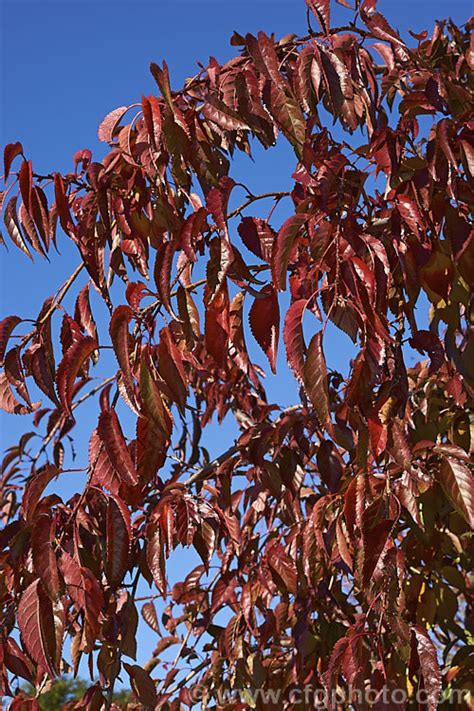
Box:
[0,0,470,683]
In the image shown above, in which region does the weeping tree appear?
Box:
[1,0,473,708]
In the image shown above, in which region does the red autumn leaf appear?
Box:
[411,626,442,711]
[18,159,33,213]
[31,514,60,600]
[53,173,74,235]
[4,195,32,258]
[362,518,393,585]
[204,286,230,368]
[25,343,58,405]
[141,601,160,634]
[141,95,162,148]
[146,523,166,594]
[237,216,275,262]
[17,580,62,678]
[283,299,307,383]
[97,105,130,143]
[96,409,139,487]
[74,283,98,341]
[267,543,298,595]
[396,195,424,238]
[109,305,139,414]
[56,334,97,415]
[22,465,59,522]
[437,455,474,529]
[305,0,330,34]
[179,207,207,263]
[272,213,307,291]
[154,238,176,318]
[125,281,149,310]
[106,494,132,587]
[0,315,21,365]
[409,330,445,374]
[202,95,250,131]
[0,373,37,415]
[249,284,280,374]
[3,637,35,685]
[304,331,330,428]
[124,663,158,708]
[3,141,23,182]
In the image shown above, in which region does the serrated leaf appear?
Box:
[18,580,61,677]
[305,0,330,34]
[263,82,306,155]
[141,95,162,149]
[141,601,160,634]
[0,315,21,365]
[97,106,130,142]
[3,141,23,182]
[146,523,166,594]
[124,663,157,708]
[31,515,60,600]
[437,456,474,528]
[22,465,59,522]
[272,213,307,291]
[249,285,279,373]
[411,626,442,711]
[109,305,139,414]
[106,495,131,587]
[74,284,98,341]
[283,299,307,382]
[202,95,250,131]
[96,409,138,487]
[4,196,32,258]
[304,331,330,428]
[0,373,38,415]
[56,334,97,415]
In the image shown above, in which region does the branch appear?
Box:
[184,404,303,486]
[31,374,116,465]
[20,263,85,348]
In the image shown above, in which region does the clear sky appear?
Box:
[0,0,470,679]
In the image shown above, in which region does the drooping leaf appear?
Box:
[283,299,307,382]
[141,95,162,149]
[305,0,330,34]
[74,283,98,341]
[272,214,307,291]
[146,523,166,594]
[237,216,275,262]
[124,663,158,708]
[31,514,60,600]
[411,626,442,711]
[437,455,474,528]
[249,285,280,373]
[22,465,59,522]
[4,196,31,258]
[409,330,445,374]
[17,580,62,677]
[56,334,97,415]
[304,331,330,428]
[96,409,139,487]
[141,601,160,634]
[0,315,21,365]
[109,305,139,414]
[106,495,131,587]
[0,373,37,415]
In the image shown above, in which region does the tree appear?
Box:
[0,0,473,708]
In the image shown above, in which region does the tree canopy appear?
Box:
[0,0,473,708]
